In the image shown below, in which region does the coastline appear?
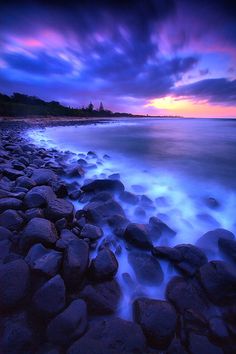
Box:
[0,122,235,353]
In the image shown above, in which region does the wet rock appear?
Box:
[0,197,23,212]
[120,191,139,205]
[128,251,163,285]
[80,279,121,315]
[24,186,56,208]
[36,343,61,354]
[134,206,146,217]
[67,165,85,177]
[209,317,230,344]
[47,299,87,346]
[196,213,220,228]
[90,191,113,202]
[16,176,36,189]
[155,196,170,207]
[81,179,125,194]
[0,189,25,199]
[166,276,209,314]
[89,248,118,281]
[62,239,89,289]
[25,208,44,220]
[134,298,177,349]
[108,173,120,180]
[149,216,176,239]
[182,308,208,335]
[67,317,146,354]
[167,338,188,354]
[0,239,11,261]
[152,246,182,262]
[205,197,220,209]
[218,238,236,263]
[45,198,74,221]
[56,229,78,250]
[51,181,68,198]
[84,199,125,224]
[32,274,65,317]
[25,243,62,277]
[0,259,30,311]
[80,223,103,241]
[198,261,236,305]
[140,195,153,208]
[0,209,24,230]
[107,214,129,237]
[3,167,24,180]
[196,228,235,255]
[31,168,58,186]
[174,244,207,275]
[0,226,13,240]
[188,333,224,354]
[124,223,152,249]
[0,312,34,354]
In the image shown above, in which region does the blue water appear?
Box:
[29,118,236,318]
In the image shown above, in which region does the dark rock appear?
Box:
[218,238,236,263]
[166,276,209,314]
[67,317,146,354]
[182,308,208,335]
[47,299,87,346]
[16,176,36,189]
[209,317,229,344]
[24,185,56,209]
[133,298,177,349]
[36,343,61,354]
[196,228,235,255]
[45,198,74,221]
[25,243,62,277]
[174,244,207,275]
[128,251,163,285]
[56,229,78,250]
[0,226,13,240]
[32,274,65,317]
[22,217,58,250]
[107,214,129,237]
[25,208,44,220]
[62,239,89,289]
[0,239,11,261]
[134,206,146,217]
[31,168,58,186]
[0,189,25,199]
[205,197,220,209]
[3,168,24,180]
[0,209,24,230]
[124,223,152,249]
[80,279,121,315]
[196,213,220,228]
[81,179,125,194]
[51,181,68,198]
[140,195,153,208]
[152,246,182,262]
[90,191,113,202]
[0,197,23,212]
[0,259,30,311]
[188,333,224,354]
[80,223,103,241]
[155,196,170,207]
[120,191,139,205]
[89,248,118,281]
[84,199,125,224]
[198,261,236,305]
[108,173,120,180]
[149,216,176,239]
[167,338,188,354]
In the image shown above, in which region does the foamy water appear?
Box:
[28,118,236,319]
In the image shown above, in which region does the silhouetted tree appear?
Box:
[87,102,94,111]
[99,102,104,111]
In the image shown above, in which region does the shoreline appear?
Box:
[0,123,235,353]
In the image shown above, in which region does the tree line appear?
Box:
[0,92,136,118]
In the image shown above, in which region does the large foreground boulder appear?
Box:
[0,259,30,311]
[67,317,146,354]
[45,198,74,221]
[89,248,118,281]
[47,299,87,346]
[31,168,58,186]
[218,238,236,263]
[124,223,152,249]
[81,179,125,194]
[21,217,58,250]
[174,244,207,275]
[0,209,24,231]
[24,186,56,209]
[196,228,235,255]
[62,239,89,289]
[84,199,125,224]
[198,261,236,305]
[133,298,177,349]
[0,197,23,213]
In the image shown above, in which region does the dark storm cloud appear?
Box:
[174,78,236,104]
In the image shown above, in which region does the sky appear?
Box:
[1,0,236,117]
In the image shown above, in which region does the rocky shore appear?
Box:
[0,124,236,354]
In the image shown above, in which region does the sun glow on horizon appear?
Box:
[146,96,236,118]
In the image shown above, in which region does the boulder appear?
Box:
[196,228,235,255]
[149,216,176,239]
[56,229,78,250]
[67,317,146,354]
[107,214,130,237]
[25,208,44,220]
[90,191,113,202]
[45,198,74,221]
[3,168,24,180]
[167,338,188,354]
[152,246,182,262]
[80,279,121,315]
[47,299,87,346]
[133,298,177,349]
[16,176,36,189]
[81,179,125,194]
[24,186,56,209]
[0,209,24,230]
[25,243,62,277]
[174,244,207,275]
[89,248,118,281]
[128,251,163,285]
[124,223,152,249]
[166,276,209,314]
[31,168,58,186]
[80,223,103,241]
[62,239,89,289]
[22,218,58,250]
[198,261,236,305]
[0,197,23,213]
[0,239,11,261]
[209,317,230,344]
[84,199,125,224]
[0,226,13,240]
[119,191,139,205]
[188,333,224,354]
[0,259,30,311]
[218,238,236,263]
[32,274,65,317]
